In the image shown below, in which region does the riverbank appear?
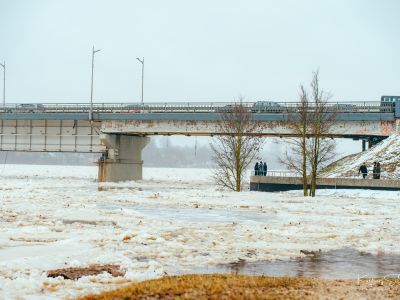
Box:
[81,274,400,300]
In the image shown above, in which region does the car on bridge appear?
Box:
[251,101,282,113]
[327,103,357,112]
[214,104,256,113]
[5,103,46,113]
[123,104,149,113]
[214,104,235,113]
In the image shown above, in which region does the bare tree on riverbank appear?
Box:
[307,71,336,196]
[211,102,263,192]
[281,85,310,196]
[281,71,336,196]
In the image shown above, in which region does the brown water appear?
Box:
[189,248,400,279]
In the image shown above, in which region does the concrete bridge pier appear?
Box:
[98,134,150,182]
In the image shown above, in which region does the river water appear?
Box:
[194,248,400,279]
[99,203,400,279]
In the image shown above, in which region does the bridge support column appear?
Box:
[98,134,150,182]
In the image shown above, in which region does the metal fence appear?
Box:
[0,101,395,114]
[251,170,295,177]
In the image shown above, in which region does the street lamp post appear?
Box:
[90,46,101,120]
[0,61,5,106]
[136,57,144,105]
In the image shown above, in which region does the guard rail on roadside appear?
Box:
[0,101,395,114]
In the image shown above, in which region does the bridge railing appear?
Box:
[0,101,394,114]
[252,170,295,177]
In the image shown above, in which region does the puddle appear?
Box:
[190,248,400,279]
[98,204,275,223]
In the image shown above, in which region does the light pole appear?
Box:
[90,46,101,120]
[0,61,5,106]
[136,57,144,105]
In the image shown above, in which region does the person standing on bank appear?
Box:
[254,162,259,176]
[376,162,381,179]
[358,163,368,179]
[259,161,263,175]
[373,162,378,179]
[263,162,267,176]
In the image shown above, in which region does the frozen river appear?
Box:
[1,164,400,298]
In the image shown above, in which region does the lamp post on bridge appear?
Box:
[136,57,144,105]
[0,61,5,106]
[90,46,101,120]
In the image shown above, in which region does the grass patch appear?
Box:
[79,274,400,299]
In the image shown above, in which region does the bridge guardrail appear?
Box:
[251,170,295,177]
[251,170,396,180]
[0,101,395,114]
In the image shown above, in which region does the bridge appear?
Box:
[1,101,399,182]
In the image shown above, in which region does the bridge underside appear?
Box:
[0,120,104,152]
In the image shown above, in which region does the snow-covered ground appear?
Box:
[324,133,400,179]
[1,164,400,298]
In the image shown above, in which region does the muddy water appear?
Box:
[192,248,400,279]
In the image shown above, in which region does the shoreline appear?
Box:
[80,274,400,300]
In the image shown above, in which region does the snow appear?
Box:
[1,164,400,298]
[324,133,400,179]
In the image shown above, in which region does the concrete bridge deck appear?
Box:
[0,101,397,138]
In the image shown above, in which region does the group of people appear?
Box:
[358,162,381,179]
[254,161,268,176]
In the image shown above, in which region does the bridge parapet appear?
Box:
[0,101,395,114]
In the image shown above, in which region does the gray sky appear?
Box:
[1,0,399,103]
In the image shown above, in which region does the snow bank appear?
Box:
[323,133,400,179]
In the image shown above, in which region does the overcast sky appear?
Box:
[1,0,399,103]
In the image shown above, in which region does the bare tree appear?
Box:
[211,102,263,192]
[281,71,336,197]
[308,71,336,196]
[280,86,310,196]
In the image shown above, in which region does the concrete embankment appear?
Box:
[250,176,400,192]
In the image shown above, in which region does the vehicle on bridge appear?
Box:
[5,103,45,113]
[214,104,236,113]
[251,101,282,113]
[327,103,357,112]
[381,95,400,108]
[124,104,149,113]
